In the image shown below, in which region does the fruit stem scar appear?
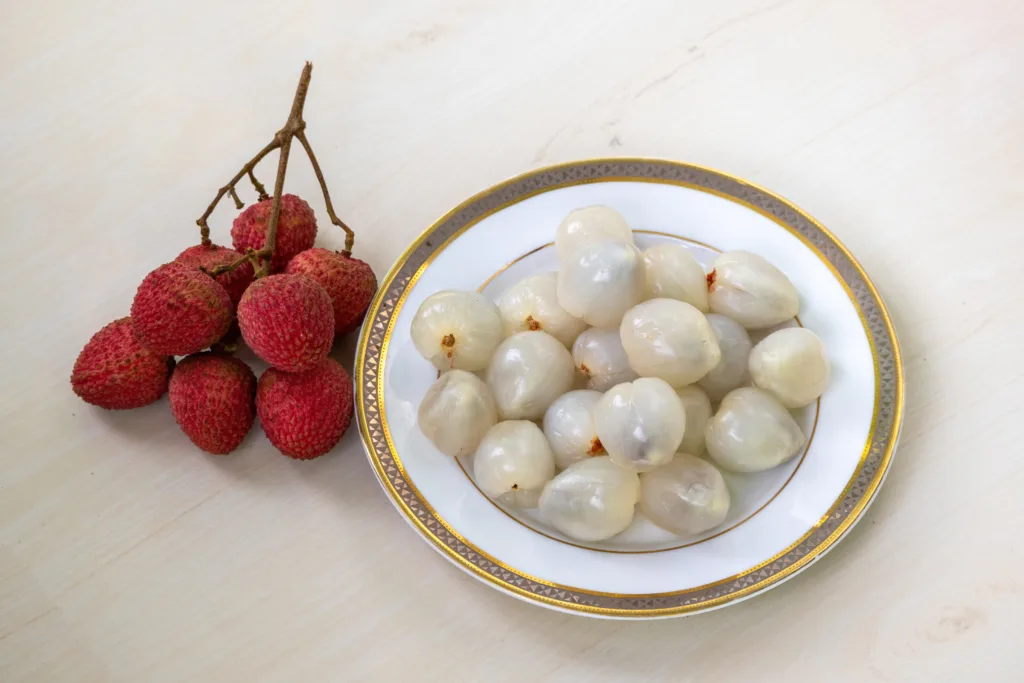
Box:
[588,437,605,455]
[441,334,455,348]
[525,315,541,331]
[706,269,716,289]
[579,363,591,376]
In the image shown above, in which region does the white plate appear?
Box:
[355,159,904,619]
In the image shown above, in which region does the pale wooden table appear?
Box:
[2,1,1022,681]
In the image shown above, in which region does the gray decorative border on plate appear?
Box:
[355,158,903,616]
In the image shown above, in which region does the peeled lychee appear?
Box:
[71,317,173,409]
[257,359,354,459]
[175,243,254,305]
[237,273,334,372]
[231,194,317,273]
[168,353,256,454]
[131,262,234,356]
[284,248,377,336]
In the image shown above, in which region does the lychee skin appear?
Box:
[169,353,256,454]
[237,273,334,372]
[175,243,255,305]
[257,359,354,459]
[285,248,378,337]
[131,262,234,356]
[71,317,173,409]
[231,194,317,273]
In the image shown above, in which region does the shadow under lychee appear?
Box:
[94,396,178,443]
[329,327,361,375]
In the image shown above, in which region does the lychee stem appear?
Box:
[194,62,354,272]
[228,186,244,210]
[194,61,313,260]
[196,138,281,247]
[258,68,309,278]
[247,169,269,202]
[295,130,356,257]
[205,247,258,278]
[197,62,315,278]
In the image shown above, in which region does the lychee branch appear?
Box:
[196,138,281,246]
[295,131,355,257]
[254,61,312,277]
[206,248,259,278]
[197,61,322,278]
[247,169,269,201]
[228,186,244,210]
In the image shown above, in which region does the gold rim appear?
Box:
[355,158,904,617]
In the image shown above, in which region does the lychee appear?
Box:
[71,317,173,409]
[175,243,254,305]
[284,248,377,336]
[231,194,317,273]
[168,353,256,454]
[237,273,334,372]
[257,359,354,459]
[131,262,234,356]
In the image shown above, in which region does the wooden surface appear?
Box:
[2,1,1022,680]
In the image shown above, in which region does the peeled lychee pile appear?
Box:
[411,204,830,544]
[70,62,376,461]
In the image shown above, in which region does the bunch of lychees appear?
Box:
[70,63,376,460]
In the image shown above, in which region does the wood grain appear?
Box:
[1,0,1022,680]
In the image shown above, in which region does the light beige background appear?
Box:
[2,1,1022,681]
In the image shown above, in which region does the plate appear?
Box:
[354,158,904,619]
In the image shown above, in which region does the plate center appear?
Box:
[457,232,818,553]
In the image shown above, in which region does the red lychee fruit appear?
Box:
[236,273,334,372]
[168,353,256,454]
[71,317,173,409]
[257,359,354,459]
[131,262,234,356]
[284,248,377,337]
[231,194,317,273]
[174,243,254,305]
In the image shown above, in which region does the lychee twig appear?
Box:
[247,169,269,201]
[196,139,281,246]
[256,62,313,278]
[295,130,355,257]
[205,248,259,278]
[196,61,348,274]
[194,63,312,271]
[228,186,244,209]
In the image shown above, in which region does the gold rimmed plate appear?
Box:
[355,158,904,619]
